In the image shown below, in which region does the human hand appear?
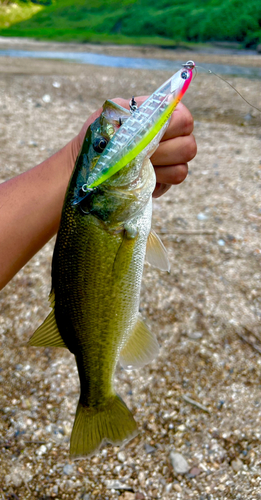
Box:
[73,98,197,198]
[149,101,196,198]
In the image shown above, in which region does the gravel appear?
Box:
[0,38,261,499]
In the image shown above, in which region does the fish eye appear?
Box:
[93,137,108,153]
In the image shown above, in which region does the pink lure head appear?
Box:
[178,61,195,100]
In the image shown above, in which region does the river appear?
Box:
[1,48,261,78]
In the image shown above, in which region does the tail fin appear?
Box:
[70,395,138,458]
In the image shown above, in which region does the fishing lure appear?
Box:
[72,61,195,205]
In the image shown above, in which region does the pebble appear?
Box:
[170,451,190,474]
[28,140,38,147]
[144,443,156,454]
[231,458,244,472]
[36,444,47,456]
[117,450,126,462]
[5,471,22,488]
[105,480,132,490]
[65,479,75,489]
[218,239,226,246]
[52,81,61,88]
[188,466,202,478]
[83,494,91,500]
[138,471,145,484]
[63,463,74,475]
[42,94,51,103]
[63,423,71,436]
[173,483,182,492]
[5,467,33,487]
[188,331,203,340]
[197,213,208,221]
[120,493,135,500]
[165,482,173,493]
[226,234,235,242]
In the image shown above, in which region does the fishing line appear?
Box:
[194,63,261,114]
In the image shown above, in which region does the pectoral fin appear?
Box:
[120,316,159,370]
[29,308,67,348]
[146,229,170,272]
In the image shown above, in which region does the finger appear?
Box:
[162,102,194,140]
[154,164,189,185]
[153,183,172,198]
[151,134,197,166]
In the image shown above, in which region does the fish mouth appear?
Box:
[72,185,96,206]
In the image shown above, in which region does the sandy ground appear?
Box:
[0,38,261,500]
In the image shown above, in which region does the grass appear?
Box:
[0,1,43,30]
[0,0,260,48]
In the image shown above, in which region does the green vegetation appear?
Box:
[0,0,260,48]
[0,0,43,29]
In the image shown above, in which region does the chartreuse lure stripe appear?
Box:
[83,64,193,191]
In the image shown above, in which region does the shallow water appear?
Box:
[1,48,261,78]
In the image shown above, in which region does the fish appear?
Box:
[29,64,193,458]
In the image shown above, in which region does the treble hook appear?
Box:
[129,96,138,114]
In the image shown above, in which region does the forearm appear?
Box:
[0,139,78,290]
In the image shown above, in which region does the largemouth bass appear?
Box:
[29,64,193,457]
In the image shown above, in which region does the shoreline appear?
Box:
[0,35,261,69]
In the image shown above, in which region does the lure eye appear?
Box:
[181,70,190,80]
[93,137,108,153]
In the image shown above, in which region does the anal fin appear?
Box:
[29,309,67,348]
[120,316,159,370]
